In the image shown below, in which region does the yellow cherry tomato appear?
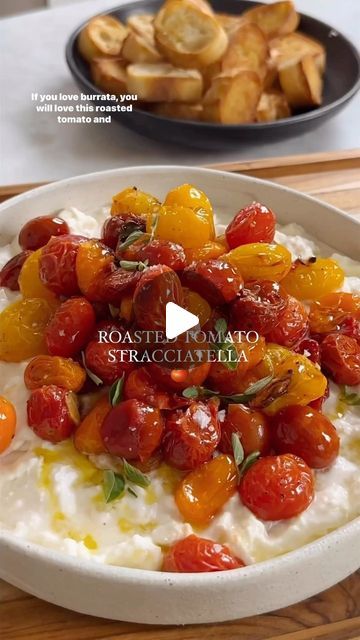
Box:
[111,187,160,217]
[0,297,57,362]
[19,249,57,302]
[147,205,214,249]
[164,184,215,239]
[0,396,16,453]
[184,241,226,264]
[281,258,345,300]
[223,243,292,282]
[183,288,211,327]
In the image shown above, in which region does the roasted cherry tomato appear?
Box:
[175,455,238,526]
[98,268,142,305]
[45,297,95,359]
[76,239,115,301]
[101,398,164,462]
[282,258,344,301]
[102,213,146,250]
[124,367,186,410]
[338,316,360,344]
[85,339,135,386]
[295,337,320,364]
[0,297,57,363]
[148,205,214,249]
[111,187,159,217]
[163,399,220,470]
[239,454,314,521]
[133,265,184,331]
[164,183,213,215]
[321,334,360,386]
[208,336,266,395]
[0,396,16,453]
[136,240,187,271]
[183,288,211,327]
[309,293,360,335]
[181,259,243,306]
[230,280,288,335]
[24,355,86,392]
[27,385,80,443]
[39,234,86,297]
[267,295,308,347]
[162,534,244,573]
[0,251,32,291]
[224,243,292,282]
[272,405,339,469]
[19,249,57,301]
[226,202,276,249]
[74,395,111,455]
[18,215,69,251]
[219,404,271,457]
[184,241,226,265]
[149,362,211,392]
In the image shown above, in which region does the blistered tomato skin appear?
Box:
[85,340,135,385]
[267,295,309,347]
[231,280,288,335]
[219,404,271,457]
[138,240,187,271]
[239,454,314,521]
[74,396,111,455]
[224,243,292,282]
[24,355,86,392]
[102,214,146,250]
[18,215,69,251]
[272,405,339,469]
[19,249,57,301]
[184,241,226,265]
[0,297,57,363]
[175,455,238,526]
[98,268,142,305]
[133,265,184,331]
[76,240,115,301]
[181,259,243,306]
[321,334,360,386]
[162,400,220,470]
[45,297,96,358]
[39,235,86,297]
[309,293,360,335]
[27,385,80,443]
[0,251,33,291]
[148,205,214,249]
[183,289,211,327]
[226,203,276,249]
[124,367,187,410]
[101,399,164,462]
[111,187,159,217]
[208,336,266,395]
[162,535,244,573]
[282,258,345,301]
[295,338,321,364]
[0,396,16,453]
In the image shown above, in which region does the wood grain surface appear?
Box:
[1,149,360,640]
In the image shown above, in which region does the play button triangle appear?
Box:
[165,302,199,340]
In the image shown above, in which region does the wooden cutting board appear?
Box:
[1,149,360,640]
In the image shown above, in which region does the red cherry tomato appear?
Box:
[102,214,145,250]
[272,405,339,469]
[98,268,142,305]
[131,239,187,271]
[101,398,164,462]
[85,340,135,386]
[163,399,220,470]
[181,259,243,306]
[27,385,80,443]
[148,362,211,391]
[39,234,86,296]
[338,317,360,344]
[124,367,186,409]
[219,404,271,457]
[295,338,321,364]
[45,297,96,358]
[230,280,288,335]
[321,334,360,386]
[239,454,314,521]
[226,203,276,249]
[0,251,32,291]
[19,215,69,251]
[267,295,309,347]
[133,265,184,331]
[162,535,244,572]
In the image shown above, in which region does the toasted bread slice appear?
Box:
[91,58,128,94]
[222,23,268,75]
[270,32,326,74]
[216,13,248,37]
[127,13,155,37]
[244,1,299,39]
[152,102,203,120]
[202,70,262,124]
[78,15,128,62]
[263,59,280,89]
[256,90,291,121]
[154,0,228,68]
[279,54,323,108]
[122,30,163,63]
[126,63,203,102]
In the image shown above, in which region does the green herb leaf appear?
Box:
[182,386,199,399]
[150,213,160,241]
[103,470,125,503]
[214,317,227,338]
[108,304,119,318]
[127,487,138,498]
[109,374,125,407]
[231,433,244,467]
[117,230,148,253]
[81,351,103,387]
[122,459,150,489]
[182,386,218,399]
[217,342,239,371]
[340,386,360,406]
[119,259,148,272]
[244,375,274,396]
[239,451,260,478]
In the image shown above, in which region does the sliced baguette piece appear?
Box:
[122,30,163,63]
[256,90,291,121]
[90,58,128,94]
[126,63,203,102]
[216,13,247,37]
[127,13,155,37]
[202,70,262,124]
[243,1,300,39]
[78,15,128,62]
[154,0,228,68]
[222,23,268,75]
[263,59,280,90]
[152,102,203,120]
[270,32,326,74]
[278,54,323,108]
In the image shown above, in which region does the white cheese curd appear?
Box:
[0,208,359,570]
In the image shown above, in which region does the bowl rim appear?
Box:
[64,0,360,132]
[0,163,360,584]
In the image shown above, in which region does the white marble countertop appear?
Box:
[0,0,359,185]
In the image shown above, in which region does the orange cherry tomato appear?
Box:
[281,258,344,300]
[184,241,225,265]
[0,396,16,453]
[24,355,86,392]
[309,293,360,334]
[183,288,211,327]
[74,396,111,455]
[175,454,238,526]
[76,239,115,301]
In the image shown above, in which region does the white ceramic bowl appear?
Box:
[0,166,359,625]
